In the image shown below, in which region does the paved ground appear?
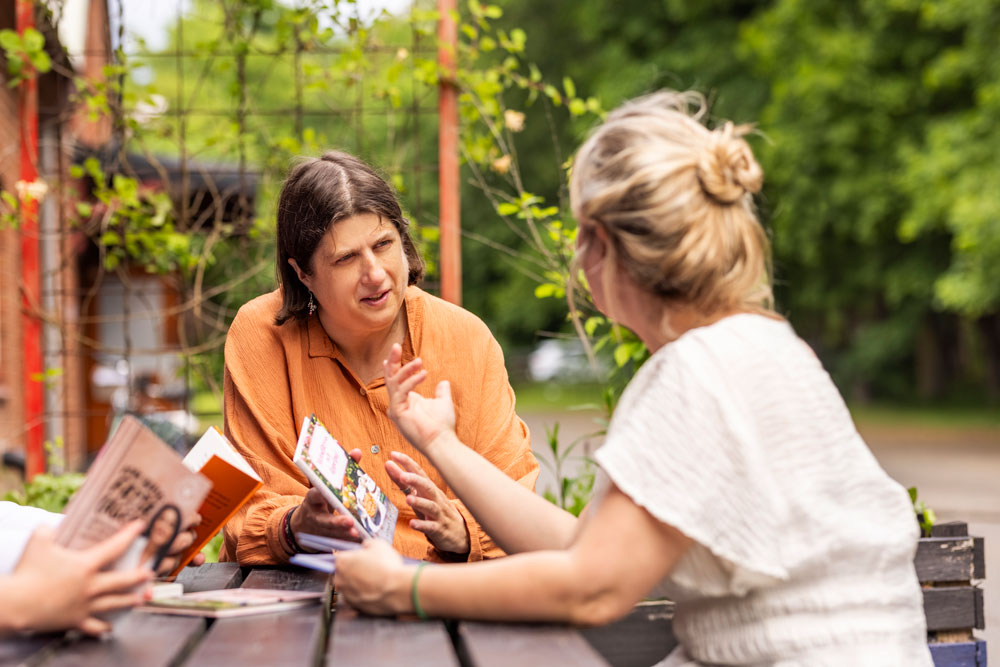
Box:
[520,410,1000,649]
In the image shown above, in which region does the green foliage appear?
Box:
[539,422,595,517]
[0,27,52,87]
[2,437,84,512]
[908,486,936,538]
[500,0,999,402]
[2,472,85,513]
[201,532,224,563]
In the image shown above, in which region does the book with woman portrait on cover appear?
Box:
[293,414,398,543]
[56,415,212,570]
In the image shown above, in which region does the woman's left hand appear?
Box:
[386,451,470,557]
[334,540,410,616]
[156,515,205,576]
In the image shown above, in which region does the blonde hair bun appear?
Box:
[696,122,763,205]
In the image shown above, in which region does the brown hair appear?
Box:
[274,151,424,325]
[570,91,772,330]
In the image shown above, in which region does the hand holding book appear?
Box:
[5,521,153,636]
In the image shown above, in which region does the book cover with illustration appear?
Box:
[56,415,212,569]
[293,414,397,543]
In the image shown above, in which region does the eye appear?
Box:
[375,239,393,250]
[335,252,355,265]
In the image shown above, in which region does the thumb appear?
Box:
[435,380,451,402]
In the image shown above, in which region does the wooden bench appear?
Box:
[919,521,987,667]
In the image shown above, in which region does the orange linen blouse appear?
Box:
[221,286,539,564]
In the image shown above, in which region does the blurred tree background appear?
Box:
[13,0,996,413]
[482,0,1000,403]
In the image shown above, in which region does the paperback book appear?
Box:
[56,415,212,571]
[168,426,263,576]
[138,588,323,618]
[292,415,397,543]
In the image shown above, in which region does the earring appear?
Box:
[308,292,316,316]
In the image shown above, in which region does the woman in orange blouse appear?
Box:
[221,151,539,565]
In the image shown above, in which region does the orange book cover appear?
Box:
[57,415,212,569]
[169,427,262,576]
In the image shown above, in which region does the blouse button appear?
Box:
[360,387,367,396]
[370,444,380,454]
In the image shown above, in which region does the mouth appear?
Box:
[360,289,391,307]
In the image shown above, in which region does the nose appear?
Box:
[361,251,387,284]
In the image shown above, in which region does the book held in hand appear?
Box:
[168,426,263,576]
[289,533,421,574]
[293,414,397,543]
[56,415,212,570]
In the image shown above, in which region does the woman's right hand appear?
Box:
[289,488,362,546]
[384,343,456,455]
[7,522,153,635]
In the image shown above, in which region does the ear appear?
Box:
[288,257,311,291]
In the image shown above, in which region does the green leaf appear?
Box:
[32,50,51,74]
[23,28,44,53]
[0,30,20,52]
[584,316,603,337]
[75,202,93,218]
[497,202,519,216]
[613,343,631,368]
[534,283,558,298]
[563,76,576,99]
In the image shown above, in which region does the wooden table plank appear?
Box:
[458,622,609,667]
[183,606,327,667]
[0,633,64,667]
[581,600,676,667]
[327,605,458,667]
[39,614,205,667]
[241,567,329,592]
[175,562,243,593]
[183,567,332,667]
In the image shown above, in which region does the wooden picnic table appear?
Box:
[0,563,676,667]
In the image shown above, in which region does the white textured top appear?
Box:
[593,314,932,666]
[0,501,63,575]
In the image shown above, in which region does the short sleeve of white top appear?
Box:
[593,314,932,666]
[0,501,63,575]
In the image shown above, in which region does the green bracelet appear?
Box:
[411,561,429,620]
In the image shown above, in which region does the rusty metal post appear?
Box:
[17,0,44,479]
[437,0,461,305]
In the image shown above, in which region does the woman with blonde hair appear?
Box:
[334,92,932,665]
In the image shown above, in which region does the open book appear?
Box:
[138,588,323,618]
[57,415,212,571]
[167,426,263,576]
[293,415,397,543]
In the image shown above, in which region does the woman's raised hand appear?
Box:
[384,344,455,454]
[386,451,469,555]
